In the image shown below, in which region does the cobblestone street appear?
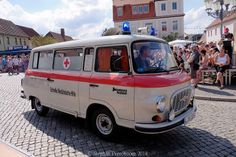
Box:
[0,73,236,157]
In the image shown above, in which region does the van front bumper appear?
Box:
[135,102,197,134]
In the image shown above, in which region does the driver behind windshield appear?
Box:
[134,45,151,72]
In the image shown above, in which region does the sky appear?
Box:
[0,0,214,39]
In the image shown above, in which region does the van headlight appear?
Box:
[156,96,166,113]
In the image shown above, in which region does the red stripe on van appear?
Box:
[25,70,190,88]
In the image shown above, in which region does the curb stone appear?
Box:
[195,95,236,102]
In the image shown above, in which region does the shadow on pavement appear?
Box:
[23,110,236,157]
[197,86,234,96]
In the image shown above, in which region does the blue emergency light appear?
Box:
[149,26,156,36]
[122,21,131,34]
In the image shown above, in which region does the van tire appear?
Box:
[91,108,118,140]
[32,97,49,116]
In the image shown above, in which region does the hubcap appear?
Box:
[34,98,43,112]
[96,114,113,135]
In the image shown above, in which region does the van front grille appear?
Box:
[171,88,191,114]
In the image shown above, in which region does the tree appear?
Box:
[102,28,121,36]
[31,36,56,47]
[162,32,178,42]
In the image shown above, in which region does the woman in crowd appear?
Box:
[214,47,230,89]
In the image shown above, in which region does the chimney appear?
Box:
[61,28,65,41]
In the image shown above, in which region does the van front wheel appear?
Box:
[91,108,117,139]
[32,97,49,116]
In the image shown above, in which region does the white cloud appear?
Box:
[0,0,215,38]
[184,6,214,34]
[0,0,113,39]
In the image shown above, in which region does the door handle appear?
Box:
[89,84,99,87]
[47,78,54,82]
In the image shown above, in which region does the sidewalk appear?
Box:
[195,84,236,102]
[0,139,33,157]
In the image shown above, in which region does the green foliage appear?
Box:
[162,32,179,42]
[31,36,56,47]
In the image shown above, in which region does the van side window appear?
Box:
[38,51,53,70]
[95,46,129,73]
[83,48,94,72]
[32,52,39,69]
[54,49,83,71]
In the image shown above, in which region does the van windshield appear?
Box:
[132,41,179,73]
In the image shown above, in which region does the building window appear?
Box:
[20,38,22,45]
[117,7,123,17]
[7,37,10,45]
[161,22,167,31]
[146,23,153,27]
[143,5,149,13]
[173,20,178,31]
[132,6,138,14]
[24,40,26,45]
[161,3,166,11]
[215,28,217,35]
[15,38,18,45]
[138,5,143,14]
[172,2,177,10]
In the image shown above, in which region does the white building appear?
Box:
[206,13,236,46]
[113,0,185,39]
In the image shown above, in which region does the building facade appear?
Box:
[0,18,32,54]
[113,0,184,38]
[205,13,236,45]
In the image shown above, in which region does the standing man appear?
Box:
[187,44,200,88]
[222,27,234,64]
[12,56,20,74]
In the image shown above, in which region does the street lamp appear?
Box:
[204,0,236,37]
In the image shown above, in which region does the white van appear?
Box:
[21,35,196,139]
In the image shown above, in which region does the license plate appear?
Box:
[184,112,196,125]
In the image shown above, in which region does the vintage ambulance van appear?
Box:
[21,34,196,139]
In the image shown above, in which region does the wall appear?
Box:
[114,16,184,38]
[155,0,184,17]
[206,19,236,49]
[113,0,152,6]
[113,1,156,22]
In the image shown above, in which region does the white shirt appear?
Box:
[12,58,20,66]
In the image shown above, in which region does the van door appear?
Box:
[28,51,53,107]
[48,48,83,116]
[89,46,135,121]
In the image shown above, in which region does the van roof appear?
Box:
[32,35,167,52]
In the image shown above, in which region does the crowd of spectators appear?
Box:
[172,42,231,90]
[172,27,234,90]
[0,54,29,74]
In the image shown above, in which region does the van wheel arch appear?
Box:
[86,104,114,121]
[31,97,49,116]
[86,104,119,140]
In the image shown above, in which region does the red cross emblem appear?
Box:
[63,57,71,69]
